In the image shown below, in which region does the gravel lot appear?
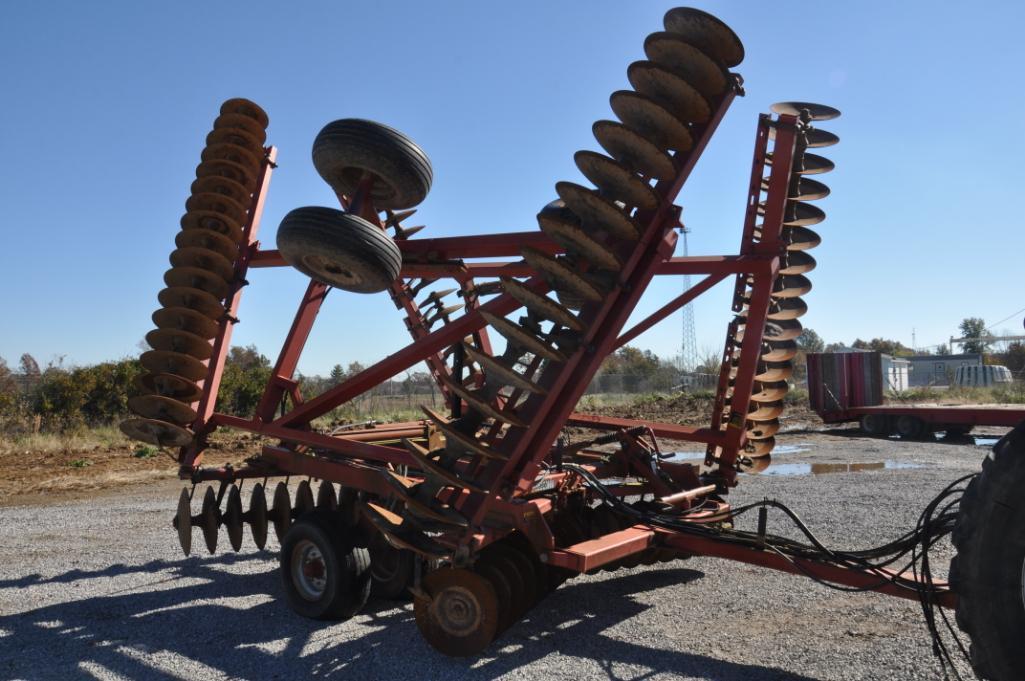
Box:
[0,428,995,680]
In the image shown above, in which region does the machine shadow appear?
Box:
[0,558,822,681]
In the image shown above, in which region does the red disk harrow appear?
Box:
[120,7,1024,678]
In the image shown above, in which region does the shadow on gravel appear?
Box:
[0,559,822,681]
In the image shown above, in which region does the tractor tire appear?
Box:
[943,425,973,439]
[312,119,433,210]
[895,415,926,439]
[950,422,1025,680]
[367,529,416,600]
[280,512,371,620]
[276,207,401,293]
[859,413,892,436]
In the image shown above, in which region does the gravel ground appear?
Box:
[0,428,997,681]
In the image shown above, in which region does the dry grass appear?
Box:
[0,425,130,456]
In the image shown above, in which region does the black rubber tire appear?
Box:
[279,512,371,620]
[276,207,401,293]
[943,425,973,439]
[950,422,1025,680]
[860,413,892,436]
[312,119,432,210]
[895,415,926,439]
[367,529,416,600]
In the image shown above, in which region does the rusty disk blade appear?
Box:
[421,407,508,461]
[190,174,252,208]
[748,401,784,421]
[152,305,219,340]
[751,381,789,403]
[779,251,817,275]
[224,485,244,552]
[146,328,213,360]
[402,439,487,494]
[195,158,258,194]
[769,123,839,148]
[761,340,798,363]
[248,483,268,550]
[462,343,546,395]
[627,61,711,124]
[764,318,804,342]
[767,297,808,320]
[294,480,315,518]
[213,112,267,145]
[770,101,841,121]
[481,547,531,621]
[663,7,744,68]
[365,503,450,559]
[136,372,203,402]
[163,266,230,301]
[201,142,261,174]
[747,418,780,439]
[795,153,835,176]
[500,277,583,331]
[316,480,338,511]
[537,211,623,272]
[480,311,566,363]
[439,374,529,428]
[555,181,641,240]
[200,486,220,555]
[152,306,219,340]
[520,247,604,303]
[175,227,240,263]
[180,209,244,243]
[140,349,207,382]
[220,97,269,130]
[772,274,812,299]
[271,481,291,542]
[556,288,586,311]
[414,568,500,657]
[592,120,677,181]
[119,416,193,447]
[175,487,192,556]
[764,176,832,201]
[755,362,793,383]
[745,437,775,458]
[169,246,235,283]
[185,191,249,228]
[128,394,197,425]
[739,454,772,474]
[382,472,469,527]
[609,90,694,152]
[573,151,660,211]
[206,125,263,156]
[158,286,225,319]
[643,32,728,98]
[758,201,826,228]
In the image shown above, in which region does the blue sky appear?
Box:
[2,1,1023,375]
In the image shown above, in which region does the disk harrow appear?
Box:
[119,7,1005,675]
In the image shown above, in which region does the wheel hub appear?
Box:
[292,539,327,601]
[301,254,357,286]
[432,586,482,636]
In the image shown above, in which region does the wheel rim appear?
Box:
[432,585,483,637]
[300,254,360,287]
[370,533,403,582]
[291,539,328,601]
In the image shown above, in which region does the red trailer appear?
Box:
[806,351,1025,438]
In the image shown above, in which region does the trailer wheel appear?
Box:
[859,413,892,436]
[943,425,973,439]
[950,422,1025,681]
[368,529,416,600]
[312,119,433,210]
[276,207,401,293]
[895,415,927,439]
[280,513,371,620]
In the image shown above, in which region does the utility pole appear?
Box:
[680,224,698,371]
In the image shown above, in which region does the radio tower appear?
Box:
[680,224,699,371]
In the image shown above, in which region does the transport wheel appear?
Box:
[312,118,433,210]
[943,425,973,439]
[859,413,892,436]
[895,415,926,439]
[367,529,415,600]
[414,568,500,656]
[950,422,1025,680]
[276,207,401,293]
[280,513,371,620]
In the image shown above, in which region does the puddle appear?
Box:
[974,437,999,447]
[760,460,924,477]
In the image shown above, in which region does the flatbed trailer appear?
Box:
[807,350,1025,437]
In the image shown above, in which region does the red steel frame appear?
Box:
[173,105,954,607]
